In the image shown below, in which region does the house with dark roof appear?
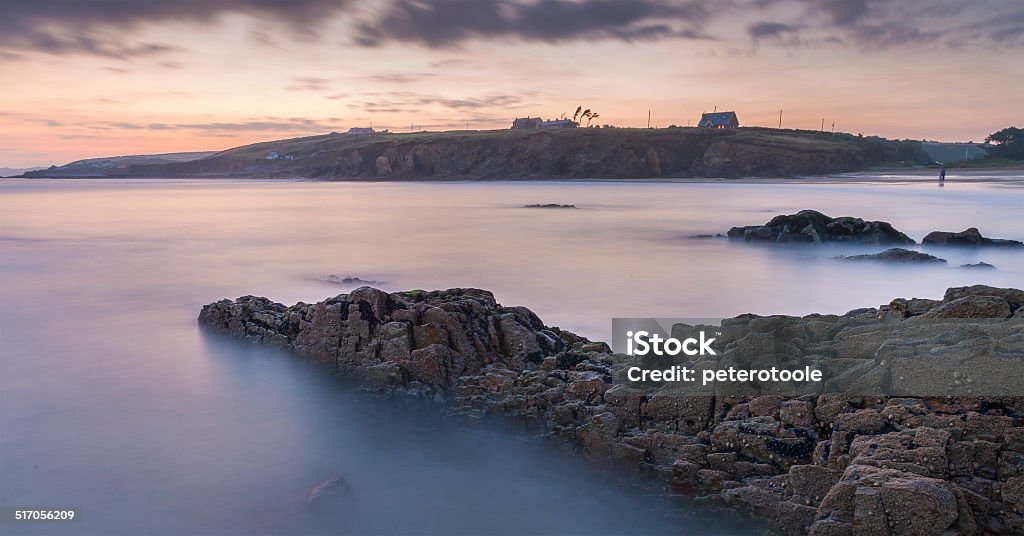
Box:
[698,111,739,129]
[511,117,543,129]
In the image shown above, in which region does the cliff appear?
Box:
[199,285,1024,535]
[24,128,929,180]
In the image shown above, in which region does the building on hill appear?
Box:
[698,111,739,129]
[541,119,578,129]
[265,151,279,160]
[511,117,543,129]
[347,127,375,135]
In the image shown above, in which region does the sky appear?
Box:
[1,0,1022,168]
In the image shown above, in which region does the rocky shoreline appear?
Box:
[199,286,1024,535]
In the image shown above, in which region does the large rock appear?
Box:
[200,286,1024,535]
[727,210,915,245]
[923,227,1023,247]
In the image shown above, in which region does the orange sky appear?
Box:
[1,0,1022,168]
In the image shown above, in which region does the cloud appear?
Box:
[0,0,353,58]
[749,0,1024,51]
[352,0,713,48]
[85,117,342,133]
[748,21,802,39]
[285,76,332,91]
[367,73,440,84]
[347,91,530,113]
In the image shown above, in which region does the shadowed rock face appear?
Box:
[727,210,916,245]
[199,285,1024,536]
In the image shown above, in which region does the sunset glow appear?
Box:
[2,0,1022,167]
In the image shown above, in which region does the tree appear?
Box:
[587,113,600,127]
[984,127,1023,160]
[572,106,583,123]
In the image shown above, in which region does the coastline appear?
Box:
[5,168,1023,185]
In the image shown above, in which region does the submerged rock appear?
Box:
[523,204,577,209]
[961,262,996,269]
[306,475,352,512]
[200,285,1024,535]
[923,227,1023,247]
[838,248,946,263]
[322,275,378,286]
[726,210,915,245]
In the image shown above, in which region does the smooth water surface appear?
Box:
[2,173,1022,534]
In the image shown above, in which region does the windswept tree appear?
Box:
[572,106,583,123]
[587,113,600,127]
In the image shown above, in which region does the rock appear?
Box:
[727,210,915,245]
[923,227,1023,247]
[375,155,392,176]
[522,204,576,209]
[307,475,352,512]
[943,285,1024,311]
[838,248,946,263]
[199,285,1024,535]
[961,262,996,269]
[323,275,378,285]
[920,295,1013,319]
[689,233,726,239]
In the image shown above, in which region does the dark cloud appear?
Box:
[750,0,1024,51]
[748,21,802,39]
[815,0,868,26]
[0,0,352,58]
[353,0,712,47]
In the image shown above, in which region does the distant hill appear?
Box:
[20,129,931,180]
[921,142,988,163]
[21,151,217,177]
[0,166,45,177]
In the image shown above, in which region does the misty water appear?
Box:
[2,173,1023,535]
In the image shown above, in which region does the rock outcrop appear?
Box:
[727,210,916,245]
[923,228,1023,247]
[838,248,946,263]
[199,285,1024,535]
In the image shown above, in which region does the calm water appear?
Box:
[2,173,1023,535]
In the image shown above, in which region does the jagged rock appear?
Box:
[726,210,915,245]
[923,227,1023,247]
[199,286,1024,535]
[838,248,946,263]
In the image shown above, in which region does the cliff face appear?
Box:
[30,128,885,180]
[199,285,1024,535]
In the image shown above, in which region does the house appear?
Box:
[511,117,543,129]
[347,127,375,135]
[541,119,578,129]
[698,111,739,129]
[266,151,279,160]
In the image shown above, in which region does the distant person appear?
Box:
[939,166,946,184]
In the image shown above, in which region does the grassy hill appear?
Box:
[22,128,931,180]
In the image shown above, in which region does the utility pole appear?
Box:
[648,110,651,129]
[831,122,835,134]
[778,109,783,129]
[821,119,825,131]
